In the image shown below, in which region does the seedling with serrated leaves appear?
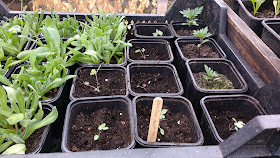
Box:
[152,29,163,36]
[135,48,148,59]
[193,27,212,57]
[203,64,219,85]
[232,118,245,131]
[94,123,109,141]
[159,109,168,135]
[273,0,280,18]
[250,0,266,16]
[179,6,204,31]
[83,65,101,92]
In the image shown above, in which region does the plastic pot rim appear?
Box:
[200,94,266,143]
[61,97,135,152]
[132,95,204,147]
[261,20,280,41]
[127,63,184,96]
[133,22,175,39]
[185,59,248,93]
[126,39,174,64]
[69,65,129,100]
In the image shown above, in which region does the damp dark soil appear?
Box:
[180,44,220,59]
[137,104,198,143]
[129,43,170,61]
[73,69,126,98]
[26,127,45,153]
[208,109,256,139]
[244,2,280,18]
[130,72,179,93]
[44,88,59,99]
[193,72,234,89]
[251,10,280,18]
[136,26,172,36]
[176,29,193,36]
[69,107,131,151]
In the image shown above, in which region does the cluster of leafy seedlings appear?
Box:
[135,48,148,59]
[179,6,203,31]
[193,27,212,57]
[0,85,58,154]
[250,0,266,16]
[158,109,168,136]
[83,65,101,92]
[94,123,109,141]
[152,29,164,36]
[232,118,246,131]
[273,0,280,18]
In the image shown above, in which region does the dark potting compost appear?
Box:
[25,127,45,154]
[193,72,234,89]
[181,44,219,59]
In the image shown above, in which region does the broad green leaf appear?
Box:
[0,141,13,153]
[2,144,26,155]
[6,113,24,125]
[9,133,25,144]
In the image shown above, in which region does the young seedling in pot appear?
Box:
[83,65,101,92]
[203,64,219,86]
[273,0,280,18]
[152,29,163,36]
[193,27,212,57]
[158,109,168,135]
[135,48,149,59]
[179,6,204,31]
[250,0,266,16]
[232,118,246,131]
[94,123,109,141]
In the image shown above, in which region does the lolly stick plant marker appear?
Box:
[147,97,163,142]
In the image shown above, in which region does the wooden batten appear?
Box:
[224,3,280,84]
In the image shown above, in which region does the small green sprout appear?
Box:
[250,0,266,16]
[273,0,280,18]
[193,27,212,57]
[203,65,219,86]
[83,65,101,92]
[135,48,148,59]
[152,29,163,36]
[179,6,204,31]
[94,123,109,141]
[232,118,245,131]
[158,109,168,135]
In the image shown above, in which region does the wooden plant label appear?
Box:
[147,97,163,142]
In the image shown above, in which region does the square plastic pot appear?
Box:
[261,20,280,58]
[200,95,266,145]
[127,39,174,64]
[184,59,248,116]
[69,65,128,100]
[238,0,280,37]
[133,23,175,41]
[170,21,214,39]
[127,63,183,96]
[132,95,204,147]
[61,97,135,152]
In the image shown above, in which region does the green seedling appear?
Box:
[135,48,148,59]
[250,0,266,16]
[179,6,203,31]
[203,64,219,85]
[193,27,212,57]
[158,109,168,135]
[232,118,246,131]
[94,123,109,141]
[273,0,280,18]
[152,29,163,36]
[83,65,102,92]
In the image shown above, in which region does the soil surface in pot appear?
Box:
[176,29,193,36]
[137,104,198,143]
[208,107,259,139]
[244,2,280,18]
[130,43,170,60]
[136,26,171,36]
[180,44,219,59]
[131,72,179,93]
[69,107,131,151]
[193,72,234,89]
[25,127,45,153]
[73,69,126,98]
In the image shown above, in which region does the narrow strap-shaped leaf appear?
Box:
[34,102,43,122]
[9,133,25,144]
[28,85,39,112]
[0,86,7,110]
[0,75,12,86]
[25,92,33,109]
[43,75,76,95]
[0,141,13,153]
[0,108,13,118]
[15,88,25,113]
[3,57,13,71]
[6,113,24,125]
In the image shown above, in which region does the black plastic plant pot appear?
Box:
[184,59,248,115]
[127,63,183,96]
[133,23,174,40]
[238,0,280,37]
[61,97,135,152]
[261,20,280,58]
[127,39,174,64]
[200,95,266,145]
[25,103,53,154]
[170,21,214,39]
[223,0,239,13]
[69,65,128,100]
[133,95,204,147]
